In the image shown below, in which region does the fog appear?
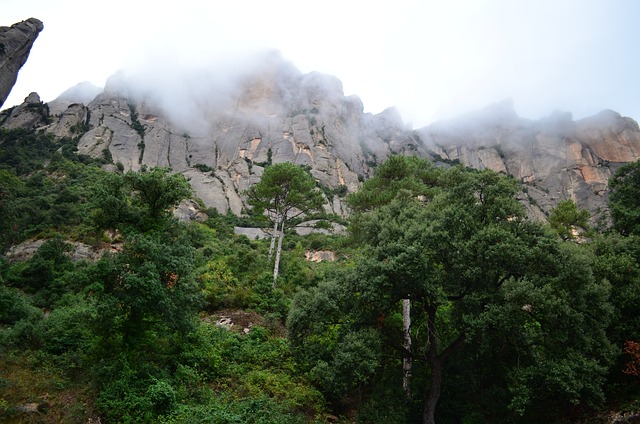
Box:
[100,49,312,135]
[3,0,640,128]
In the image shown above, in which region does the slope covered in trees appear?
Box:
[0,128,639,423]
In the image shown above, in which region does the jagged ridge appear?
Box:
[2,52,640,222]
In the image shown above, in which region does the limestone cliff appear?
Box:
[416,100,640,221]
[0,18,43,108]
[2,52,639,223]
[46,52,417,216]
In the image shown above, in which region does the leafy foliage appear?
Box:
[609,160,640,236]
[548,199,591,240]
[290,156,619,423]
[246,162,324,222]
[1,128,640,423]
[246,162,325,284]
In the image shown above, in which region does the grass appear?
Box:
[0,351,100,423]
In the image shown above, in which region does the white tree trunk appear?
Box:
[402,298,412,399]
[272,217,286,288]
[268,216,279,260]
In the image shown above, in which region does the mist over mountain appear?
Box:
[4,15,640,423]
[2,50,640,223]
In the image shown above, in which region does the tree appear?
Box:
[124,166,192,222]
[90,167,192,232]
[548,199,591,241]
[0,169,22,248]
[245,162,324,286]
[346,154,438,215]
[347,155,440,399]
[609,160,640,236]
[90,171,128,230]
[292,157,615,423]
[349,168,527,424]
[93,227,201,352]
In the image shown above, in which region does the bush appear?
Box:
[95,356,163,423]
[41,297,96,357]
[0,285,41,326]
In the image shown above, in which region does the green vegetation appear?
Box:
[1,129,639,423]
[609,160,640,236]
[245,162,324,285]
[548,199,592,240]
[129,102,146,163]
[193,163,213,173]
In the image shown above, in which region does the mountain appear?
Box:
[416,100,640,221]
[0,18,43,108]
[2,51,639,223]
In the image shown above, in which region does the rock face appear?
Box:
[5,239,106,263]
[0,91,50,129]
[47,81,101,116]
[2,52,640,223]
[56,52,419,217]
[0,18,43,108]
[416,100,640,221]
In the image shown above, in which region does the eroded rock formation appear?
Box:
[416,100,640,221]
[0,18,43,108]
[2,52,640,223]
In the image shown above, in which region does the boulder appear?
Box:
[0,92,49,129]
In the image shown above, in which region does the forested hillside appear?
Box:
[1,127,639,423]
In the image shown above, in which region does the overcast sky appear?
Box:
[3,0,640,128]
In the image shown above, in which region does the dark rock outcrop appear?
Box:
[0,18,43,108]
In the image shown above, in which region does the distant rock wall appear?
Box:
[3,52,640,223]
[0,18,43,108]
[416,101,640,221]
[61,55,418,216]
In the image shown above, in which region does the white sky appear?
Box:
[3,0,640,128]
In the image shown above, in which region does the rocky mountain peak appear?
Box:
[47,81,102,116]
[2,49,640,224]
[418,103,640,222]
[0,18,43,108]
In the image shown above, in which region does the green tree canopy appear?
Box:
[90,166,192,232]
[246,162,324,225]
[245,162,324,284]
[548,199,591,240]
[609,160,640,236]
[346,154,439,214]
[290,157,615,424]
[124,166,192,222]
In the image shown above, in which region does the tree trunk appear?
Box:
[423,304,440,424]
[402,298,412,399]
[421,304,465,424]
[272,217,286,287]
[423,354,443,424]
[268,216,280,260]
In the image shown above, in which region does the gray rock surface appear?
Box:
[415,100,640,221]
[47,81,102,116]
[2,52,640,224]
[4,239,104,263]
[0,18,43,108]
[0,92,49,129]
[67,53,406,216]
